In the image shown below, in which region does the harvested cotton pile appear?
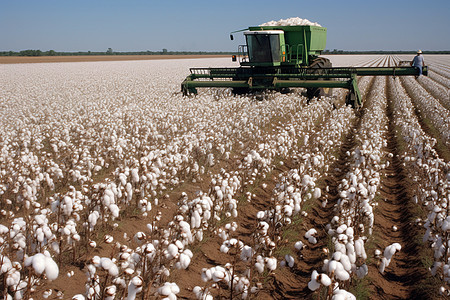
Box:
[260,17,322,27]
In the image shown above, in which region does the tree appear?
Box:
[48,50,56,56]
[162,48,168,54]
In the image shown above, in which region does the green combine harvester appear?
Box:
[181,24,427,108]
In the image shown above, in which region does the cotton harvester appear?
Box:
[181,23,427,108]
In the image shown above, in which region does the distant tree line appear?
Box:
[1,49,449,57]
[0,49,237,57]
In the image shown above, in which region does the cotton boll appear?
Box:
[320,273,332,286]
[308,270,320,291]
[384,243,401,261]
[340,254,352,271]
[335,268,350,281]
[6,269,20,287]
[379,257,387,274]
[44,255,59,280]
[305,228,317,244]
[1,255,13,274]
[158,284,172,296]
[313,188,321,199]
[101,258,113,270]
[105,285,117,299]
[201,268,212,282]
[332,289,356,300]
[374,249,382,258]
[334,262,350,281]
[354,238,366,259]
[169,283,180,295]
[356,264,368,278]
[104,235,114,244]
[212,269,226,282]
[31,253,46,275]
[108,263,119,277]
[294,241,304,251]
[164,243,177,258]
[266,257,277,271]
[193,286,203,298]
[240,245,253,262]
[220,244,230,253]
[285,255,295,268]
[179,253,191,269]
[255,262,264,273]
[127,276,143,300]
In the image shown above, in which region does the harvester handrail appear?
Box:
[286,44,303,64]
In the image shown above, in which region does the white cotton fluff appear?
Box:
[379,243,401,273]
[340,254,352,271]
[332,289,356,300]
[255,261,264,274]
[201,268,212,282]
[308,270,320,291]
[320,273,332,286]
[305,228,317,244]
[285,255,295,268]
[25,253,59,280]
[442,216,450,232]
[334,261,350,281]
[31,253,46,275]
[0,255,12,274]
[313,187,321,199]
[0,224,8,235]
[212,268,226,282]
[356,264,368,278]
[266,257,277,271]
[240,245,253,262]
[127,276,143,300]
[178,252,191,270]
[44,255,59,280]
[384,243,401,261]
[100,257,119,276]
[131,168,139,184]
[294,241,304,251]
[354,238,367,259]
[109,204,120,218]
[167,244,179,259]
[260,17,322,27]
[6,269,20,287]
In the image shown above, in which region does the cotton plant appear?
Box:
[388,75,450,292]
[1,54,449,299]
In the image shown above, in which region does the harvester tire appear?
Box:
[306,57,333,99]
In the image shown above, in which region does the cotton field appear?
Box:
[0,55,449,299]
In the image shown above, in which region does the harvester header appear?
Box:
[181,18,427,108]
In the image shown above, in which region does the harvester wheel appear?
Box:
[306,57,333,99]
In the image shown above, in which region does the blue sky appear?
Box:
[1,0,449,52]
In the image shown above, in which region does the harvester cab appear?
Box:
[237,25,327,68]
[181,22,427,108]
[241,30,285,66]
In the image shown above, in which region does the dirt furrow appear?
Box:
[367,77,436,299]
